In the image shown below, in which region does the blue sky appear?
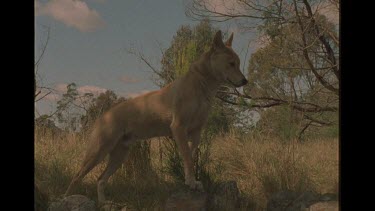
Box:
[34,0,264,116]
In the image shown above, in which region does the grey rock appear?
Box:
[267,191,338,211]
[307,201,338,211]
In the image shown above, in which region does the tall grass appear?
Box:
[35,127,338,210]
[34,129,172,210]
[207,130,338,209]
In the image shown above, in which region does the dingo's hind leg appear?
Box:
[65,131,122,197]
[64,144,109,196]
[97,140,132,206]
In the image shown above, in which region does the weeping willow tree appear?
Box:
[159,19,216,85]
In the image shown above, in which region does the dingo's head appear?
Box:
[209,30,248,87]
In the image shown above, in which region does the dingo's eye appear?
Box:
[229,62,235,67]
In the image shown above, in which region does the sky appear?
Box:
[34,0,338,117]
[35,0,261,116]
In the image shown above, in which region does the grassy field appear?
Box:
[35,128,338,210]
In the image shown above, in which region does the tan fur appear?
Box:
[64,30,247,206]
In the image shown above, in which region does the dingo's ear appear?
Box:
[213,30,225,49]
[225,32,234,47]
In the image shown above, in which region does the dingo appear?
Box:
[65,30,247,206]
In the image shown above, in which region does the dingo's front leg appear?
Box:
[189,129,201,162]
[171,121,203,190]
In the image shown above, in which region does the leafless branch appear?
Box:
[35,25,50,74]
[293,0,338,95]
[216,89,338,112]
[126,48,163,79]
[298,120,312,141]
[302,0,339,79]
[303,114,333,126]
[35,91,52,103]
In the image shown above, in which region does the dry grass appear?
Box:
[207,130,339,209]
[35,128,338,210]
[34,130,173,210]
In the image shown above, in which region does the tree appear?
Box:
[186,0,339,138]
[141,19,219,87]
[80,90,126,132]
[35,114,62,137]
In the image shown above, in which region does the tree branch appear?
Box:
[35,91,52,103]
[303,114,333,126]
[302,0,339,79]
[216,90,338,112]
[293,0,338,95]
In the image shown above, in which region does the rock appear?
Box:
[209,181,240,210]
[165,189,207,211]
[267,191,320,211]
[307,201,338,211]
[267,191,338,211]
[48,195,96,211]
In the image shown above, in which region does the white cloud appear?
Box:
[35,0,105,32]
[43,92,60,101]
[77,85,107,94]
[55,83,68,93]
[120,76,140,84]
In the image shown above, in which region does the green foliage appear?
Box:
[160,19,219,85]
[255,106,302,141]
[123,141,154,181]
[162,138,185,183]
[303,111,339,139]
[245,11,339,138]
[205,103,232,137]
